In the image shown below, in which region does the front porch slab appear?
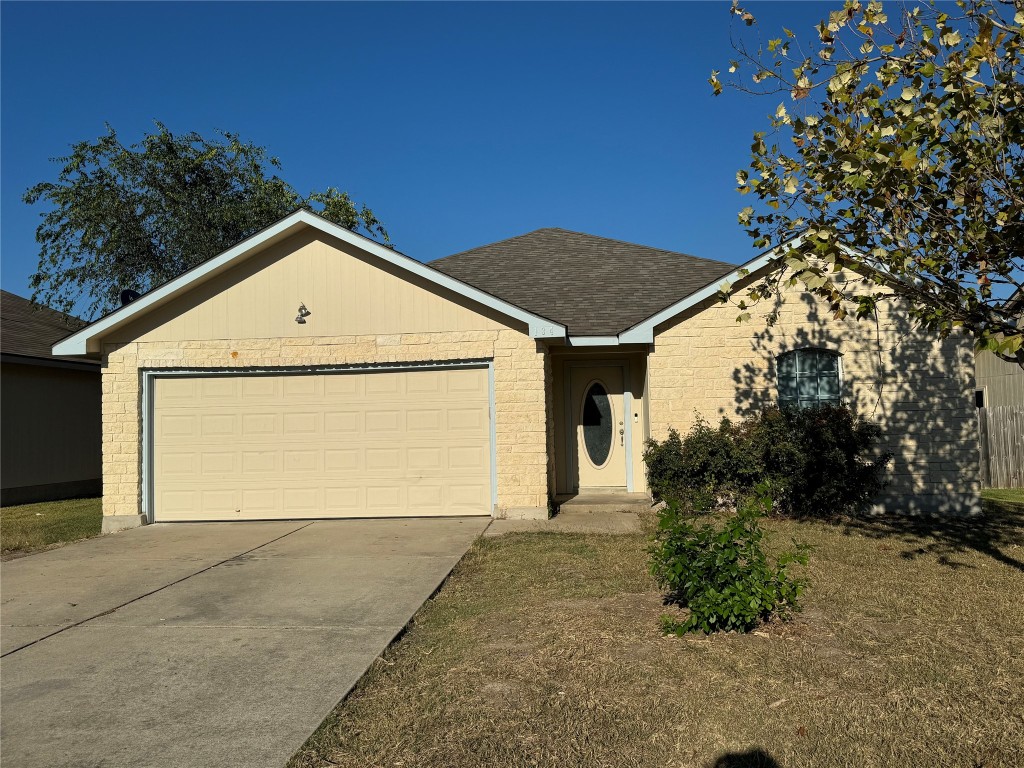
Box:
[556,491,654,514]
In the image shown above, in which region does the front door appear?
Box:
[570,365,627,488]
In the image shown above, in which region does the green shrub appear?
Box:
[772,405,890,517]
[642,419,753,508]
[643,404,892,518]
[649,487,809,634]
[642,427,690,503]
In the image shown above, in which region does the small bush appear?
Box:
[771,405,890,518]
[649,487,809,634]
[643,404,892,518]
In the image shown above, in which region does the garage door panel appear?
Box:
[282,412,320,435]
[240,488,277,515]
[448,408,487,433]
[200,451,236,475]
[282,376,320,397]
[365,410,401,434]
[201,489,239,515]
[160,452,196,475]
[446,368,488,394]
[242,413,278,436]
[153,368,491,521]
[200,414,235,437]
[158,377,197,401]
[450,483,491,509]
[324,449,360,472]
[241,377,278,398]
[199,377,237,399]
[324,411,360,434]
[407,409,442,432]
[323,375,360,396]
[408,447,443,470]
[283,488,320,514]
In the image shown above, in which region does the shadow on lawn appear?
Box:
[834,496,1024,572]
[711,748,782,768]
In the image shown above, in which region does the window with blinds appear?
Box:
[777,348,841,408]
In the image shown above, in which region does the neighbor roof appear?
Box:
[430,228,736,336]
[1,290,96,365]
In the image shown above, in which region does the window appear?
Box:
[581,381,613,466]
[777,348,841,408]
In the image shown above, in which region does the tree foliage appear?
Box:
[24,123,389,317]
[712,0,1023,363]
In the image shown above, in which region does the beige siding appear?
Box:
[648,273,980,514]
[152,368,491,520]
[976,350,1024,408]
[109,229,506,344]
[1,362,101,503]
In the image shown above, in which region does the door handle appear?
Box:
[619,425,624,446]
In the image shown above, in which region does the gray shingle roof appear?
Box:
[430,228,736,336]
[1,290,95,364]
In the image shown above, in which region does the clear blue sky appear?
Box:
[1,1,834,305]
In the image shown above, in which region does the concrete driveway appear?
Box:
[0,517,487,768]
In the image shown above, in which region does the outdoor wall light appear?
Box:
[295,303,311,324]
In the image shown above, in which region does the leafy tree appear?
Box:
[712,0,1023,363]
[24,123,388,318]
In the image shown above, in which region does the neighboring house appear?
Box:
[976,351,1024,408]
[1,290,102,505]
[974,292,1023,488]
[974,289,1024,410]
[52,210,979,532]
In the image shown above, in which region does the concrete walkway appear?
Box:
[0,517,487,768]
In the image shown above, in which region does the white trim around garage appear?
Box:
[140,359,498,523]
[53,210,567,357]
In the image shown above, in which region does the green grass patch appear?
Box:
[983,487,1024,506]
[291,497,1024,768]
[0,497,102,557]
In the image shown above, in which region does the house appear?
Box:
[974,291,1023,488]
[1,290,102,505]
[52,210,979,532]
[976,350,1024,409]
[974,288,1024,411]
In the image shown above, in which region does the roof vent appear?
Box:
[119,289,141,306]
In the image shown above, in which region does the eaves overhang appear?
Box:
[52,210,567,357]
[617,236,807,344]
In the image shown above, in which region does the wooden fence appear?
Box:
[978,406,1024,488]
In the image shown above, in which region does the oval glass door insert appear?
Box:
[581,381,612,467]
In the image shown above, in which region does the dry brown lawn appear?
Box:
[290,492,1024,768]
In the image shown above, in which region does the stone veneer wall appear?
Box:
[101,329,551,522]
[647,278,980,514]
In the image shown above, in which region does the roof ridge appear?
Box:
[432,227,735,270]
[535,228,735,269]
[431,228,558,264]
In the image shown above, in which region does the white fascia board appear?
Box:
[53,210,566,356]
[617,236,806,344]
[566,336,621,347]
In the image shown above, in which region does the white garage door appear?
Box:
[151,367,492,521]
